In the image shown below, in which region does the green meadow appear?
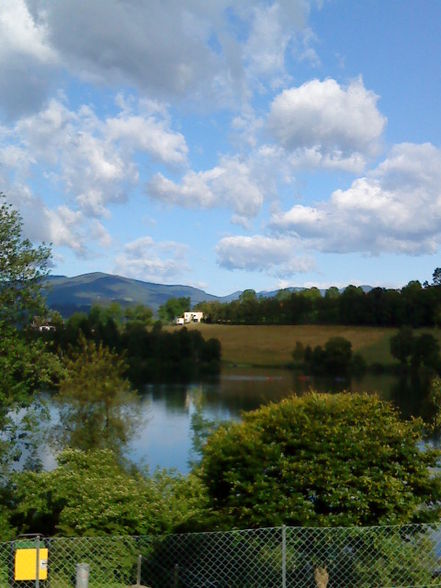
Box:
[178,324,441,368]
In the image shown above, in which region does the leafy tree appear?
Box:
[0,194,51,327]
[53,336,140,456]
[411,332,440,370]
[427,376,441,429]
[158,296,190,322]
[200,393,441,528]
[124,304,153,327]
[433,267,441,286]
[323,336,352,374]
[0,195,58,401]
[13,449,207,536]
[390,326,414,365]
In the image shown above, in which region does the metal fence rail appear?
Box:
[1,523,441,587]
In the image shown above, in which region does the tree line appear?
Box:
[46,303,221,385]
[195,279,441,327]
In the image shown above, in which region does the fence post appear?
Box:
[282,525,287,588]
[173,563,179,588]
[35,535,40,588]
[137,554,142,585]
[76,563,90,588]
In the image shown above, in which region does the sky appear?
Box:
[1,0,441,296]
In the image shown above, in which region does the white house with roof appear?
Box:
[184,311,204,323]
[175,311,204,324]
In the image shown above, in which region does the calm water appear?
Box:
[37,366,434,474]
[124,367,433,473]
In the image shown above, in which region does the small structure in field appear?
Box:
[183,311,204,323]
[175,311,204,325]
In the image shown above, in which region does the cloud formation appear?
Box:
[2,96,187,219]
[148,156,266,221]
[114,236,189,283]
[270,143,441,255]
[0,0,315,120]
[0,0,58,118]
[267,78,386,170]
[216,235,314,276]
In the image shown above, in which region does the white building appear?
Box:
[184,311,204,323]
[175,311,204,325]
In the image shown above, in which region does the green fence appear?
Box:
[2,523,441,587]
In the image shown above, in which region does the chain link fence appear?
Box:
[1,524,441,587]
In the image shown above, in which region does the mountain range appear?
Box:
[43,272,373,317]
[43,272,240,317]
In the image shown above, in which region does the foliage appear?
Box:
[200,393,441,528]
[51,312,221,384]
[390,326,414,364]
[53,336,139,455]
[13,449,208,537]
[197,270,441,328]
[0,194,51,327]
[297,336,365,375]
[428,375,441,429]
[0,194,59,400]
[390,326,441,370]
[124,303,153,327]
[0,194,60,527]
[158,296,190,322]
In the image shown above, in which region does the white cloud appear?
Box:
[243,3,291,81]
[114,236,190,283]
[8,97,187,218]
[105,113,188,166]
[0,93,190,255]
[3,185,87,254]
[0,1,315,119]
[216,234,314,276]
[270,143,441,255]
[148,156,265,218]
[0,0,57,118]
[267,78,386,170]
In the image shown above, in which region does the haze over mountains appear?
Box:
[44,273,240,317]
[44,272,372,317]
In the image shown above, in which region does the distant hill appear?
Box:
[43,272,374,318]
[43,272,239,317]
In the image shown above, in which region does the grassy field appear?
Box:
[171,323,400,367]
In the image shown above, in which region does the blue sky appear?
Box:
[2,0,441,295]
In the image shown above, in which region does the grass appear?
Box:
[168,324,398,367]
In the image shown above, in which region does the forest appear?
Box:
[195,277,441,327]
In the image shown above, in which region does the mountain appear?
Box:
[43,272,374,317]
[43,272,239,317]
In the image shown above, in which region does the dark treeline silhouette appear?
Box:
[47,304,221,385]
[196,273,441,327]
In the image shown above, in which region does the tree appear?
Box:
[0,195,56,400]
[390,326,414,365]
[13,449,207,536]
[124,304,153,327]
[433,267,441,286]
[0,194,59,434]
[53,336,140,456]
[158,297,190,323]
[0,194,51,327]
[411,333,440,370]
[323,336,353,374]
[200,393,441,528]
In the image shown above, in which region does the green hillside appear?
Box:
[44,272,233,317]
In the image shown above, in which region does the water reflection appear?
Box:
[34,366,436,474]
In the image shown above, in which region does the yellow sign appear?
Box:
[14,548,48,581]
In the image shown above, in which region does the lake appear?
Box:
[33,366,435,474]
[109,366,433,473]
